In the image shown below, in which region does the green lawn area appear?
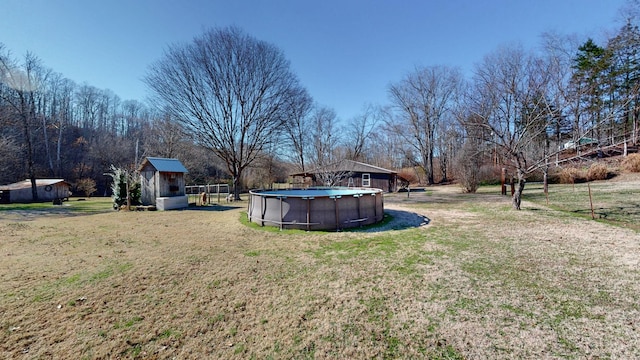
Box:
[0,197,114,214]
[522,181,640,231]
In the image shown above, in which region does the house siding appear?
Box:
[332,172,397,192]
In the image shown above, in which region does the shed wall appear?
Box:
[140,169,156,205]
[8,184,70,203]
[158,172,185,197]
[333,172,397,192]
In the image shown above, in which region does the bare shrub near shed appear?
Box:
[76,178,97,198]
[587,163,609,181]
[456,144,481,193]
[397,168,420,185]
[622,153,640,173]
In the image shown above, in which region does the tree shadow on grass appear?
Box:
[352,209,431,233]
[186,204,242,212]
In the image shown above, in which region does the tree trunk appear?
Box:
[233,174,241,201]
[512,169,526,210]
[126,181,131,210]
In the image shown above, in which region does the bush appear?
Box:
[456,145,480,193]
[397,168,420,185]
[622,153,640,172]
[76,178,97,197]
[558,167,585,184]
[586,163,609,181]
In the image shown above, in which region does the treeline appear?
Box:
[1,6,639,201]
[0,47,228,195]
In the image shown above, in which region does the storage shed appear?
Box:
[291,160,400,193]
[0,179,71,204]
[138,157,189,210]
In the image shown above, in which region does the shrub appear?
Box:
[456,144,481,193]
[76,178,97,197]
[105,165,141,207]
[397,168,420,185]
[558,167,585,184]
[586,162,609,181]
[622,153,640,172]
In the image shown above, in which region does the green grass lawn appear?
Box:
[0,197,114,214]
[2,183,639,358]
[522,181,640,231]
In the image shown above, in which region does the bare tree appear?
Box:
[309,105,341,168]
[388,65,463,184]
[344,104,380,162]
[306,105,351,185]
[0,47,46,200]
[281,87,313,171]
[466,45,563,209]
[145,26,305,199]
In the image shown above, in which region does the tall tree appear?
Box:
[281,87,313,171]
[309,105,340,168]
[145,26,305,199]
[467,45,558,209]
[572,39,611,144]
[0,47,46,200]
[344,104,380,162]
[388,65,463,184]
[607,20,640,145]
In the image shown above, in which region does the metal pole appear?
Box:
[306,198,311,231]
[260,195,265,226]
[279,197,283,230]
[334,198,339,231]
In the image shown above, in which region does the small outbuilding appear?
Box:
[290,159,400,193]
[138,157,189,210]
[0,179,71,204]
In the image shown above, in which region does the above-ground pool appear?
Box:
[247,187,384,230]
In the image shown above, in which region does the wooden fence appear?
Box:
[185,184,230,205]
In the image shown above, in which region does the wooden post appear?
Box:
[588,183,595,220]
[501,168,507,195]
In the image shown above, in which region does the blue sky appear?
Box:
[1,0,628,121]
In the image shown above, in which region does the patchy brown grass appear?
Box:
[1,185,639,359]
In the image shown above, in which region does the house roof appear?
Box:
[291,159,397,177]
[139,157,188,173]
[0,179,70,191]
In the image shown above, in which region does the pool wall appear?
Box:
[247,188,384,230]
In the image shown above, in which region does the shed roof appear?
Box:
[291,159,397,177]
[139,157,188,173]
[0,179,70,191]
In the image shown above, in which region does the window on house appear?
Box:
[362,173,370,187]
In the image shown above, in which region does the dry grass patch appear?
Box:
[622,153,640,172]
[586,162,610,181]
[1,187,640,359]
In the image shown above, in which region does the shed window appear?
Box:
[362,173,371,187]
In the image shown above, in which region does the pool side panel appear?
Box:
[248,188,384,231]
